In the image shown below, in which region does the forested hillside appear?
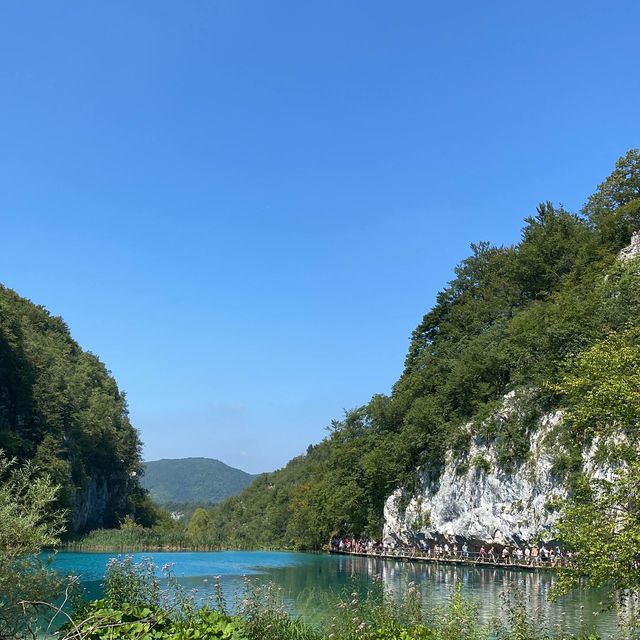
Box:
[208,149,640,549]
[0,288,150,532]
[142,458,256,504]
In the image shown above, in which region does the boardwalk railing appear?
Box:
[329,547,567,571]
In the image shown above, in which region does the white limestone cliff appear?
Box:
[619,231,640,261]
[383,392,569,546]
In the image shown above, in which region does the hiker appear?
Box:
[530,545,539,566]
[539,545,549,563]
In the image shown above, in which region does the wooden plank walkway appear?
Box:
[329,549,559,572]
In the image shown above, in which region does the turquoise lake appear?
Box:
[51,550,618,637]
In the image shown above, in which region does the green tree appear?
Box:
[0,452,68,638]
[516,202,595,300]
[553,328,640,599]
[583,148,640,250]
[187,507,212,538]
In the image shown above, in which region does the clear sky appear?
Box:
[1,1,638,473]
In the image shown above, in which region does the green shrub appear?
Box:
[0,452,71,639]
[469,454,492,474]
[62,601,247,640]
[103,556,161,609]
[428,583,488,640]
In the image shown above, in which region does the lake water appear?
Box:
[50,550,618,637]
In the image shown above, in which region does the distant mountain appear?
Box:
[142,457,257,505]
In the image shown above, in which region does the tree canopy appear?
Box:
[553,329,640,599]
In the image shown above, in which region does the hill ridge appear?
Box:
[142,457,257,505]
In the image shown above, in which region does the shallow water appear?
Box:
[50,550,619,636]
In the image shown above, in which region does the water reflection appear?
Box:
[53,551,617,637]
[256,555,611,635]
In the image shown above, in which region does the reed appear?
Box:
[64,528,224,552]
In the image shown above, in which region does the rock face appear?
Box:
[69,472,129,533]
[383,395,567,547]
[619,231,640,261]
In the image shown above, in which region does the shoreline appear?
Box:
[58,543,298,553]
[57,545,557,573]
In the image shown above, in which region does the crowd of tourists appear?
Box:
[329,536,571,567]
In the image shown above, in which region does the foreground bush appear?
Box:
[62,602,247,640]
[0,453,70,640]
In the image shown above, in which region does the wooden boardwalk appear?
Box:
[329,549,558,572]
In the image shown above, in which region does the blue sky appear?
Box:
[1,1,638,473]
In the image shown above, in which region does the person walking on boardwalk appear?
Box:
[539,545,548,563]
[462,542,469,560]
[530,544,539,566]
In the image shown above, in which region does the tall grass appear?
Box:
[64,527,290,552]
[64,528,224,552]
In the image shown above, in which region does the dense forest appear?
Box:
[0,287,151,532]
[204,150,640,549]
